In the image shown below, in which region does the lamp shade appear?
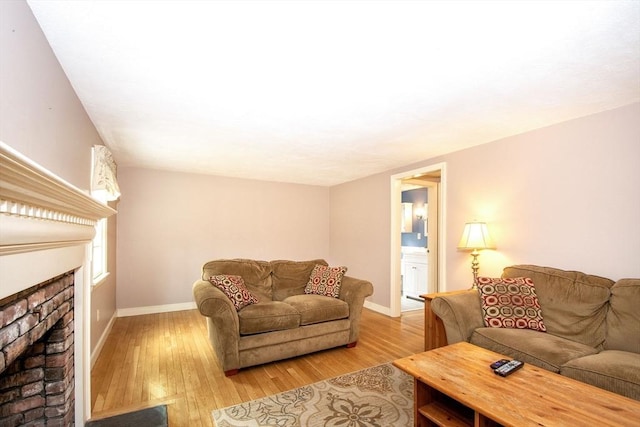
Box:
[457,221,495,250]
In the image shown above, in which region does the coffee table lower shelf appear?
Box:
[418,402,471,427]
[416,382,497,427]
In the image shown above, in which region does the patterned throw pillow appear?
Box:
[477,277,547,332]
[209,275,259,311]
[304,265,347,298]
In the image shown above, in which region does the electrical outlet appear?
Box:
[96,309,100,322]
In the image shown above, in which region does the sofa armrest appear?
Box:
[192,279,241,371]
[430,290,484,344]
[193,280,239,326]
[339,276,374,343]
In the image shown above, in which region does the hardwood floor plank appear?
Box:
[90,308,423,426]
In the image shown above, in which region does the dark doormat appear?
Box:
[86,405,168,427]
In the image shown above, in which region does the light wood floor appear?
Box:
[90,308,424,426]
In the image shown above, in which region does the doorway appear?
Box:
[390,163,446,317]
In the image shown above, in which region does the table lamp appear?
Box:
[457,221,495,289]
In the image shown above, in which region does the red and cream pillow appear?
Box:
[209,275,259,311]
[304,265,347,298]
[477,277,547,332]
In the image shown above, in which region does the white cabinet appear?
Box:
[402,252,428,299]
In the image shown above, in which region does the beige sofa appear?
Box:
[193,258,373,376]
[431,265,640,400]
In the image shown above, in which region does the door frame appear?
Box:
[390,162,447,317]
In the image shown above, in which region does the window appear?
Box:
[92,217,108,284]
[90,145,120,285]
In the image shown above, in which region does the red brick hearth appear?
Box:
[0,271,75,427]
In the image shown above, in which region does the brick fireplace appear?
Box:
[0,142,115,425]
[0,272,75,426]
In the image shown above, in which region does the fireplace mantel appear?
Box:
[0,141,116,424]
[0,141,115,299]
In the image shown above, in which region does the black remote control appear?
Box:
[490,359,510,370]
[494,360,524,377]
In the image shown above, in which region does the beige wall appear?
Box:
[0,0,116,353]
[0,0,98,187]
[115,168,330,309]
[330,172,392,304]
[443,102,640,285]
[331,102,640,309]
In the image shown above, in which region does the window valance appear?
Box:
[91,145,121,202]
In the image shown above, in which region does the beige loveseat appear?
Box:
[431,265,639,400]
[193,259,373,376]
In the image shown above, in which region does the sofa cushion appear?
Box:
[208,275,259,311]
[561,350,640,400]
[305,265,347,298]
[202,259,273,301]
[271,259,328,301]
[237,301,300,335]
[283,294,350,325]
[605,279,640,353]
[471,327,598,372]
[477,276,546,332]
[502,265,613,349]
[238,319,351,351]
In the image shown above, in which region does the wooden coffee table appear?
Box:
[394,342,640,427]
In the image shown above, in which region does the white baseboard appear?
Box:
[116,301,197,318]
[91,311,116,369]
[364,300,392,316]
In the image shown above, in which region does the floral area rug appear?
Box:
[212,363,414,426]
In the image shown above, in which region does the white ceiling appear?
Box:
[27,1,640,186]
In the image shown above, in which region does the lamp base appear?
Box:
[469,249,480,290]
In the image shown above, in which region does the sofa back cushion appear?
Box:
[202,259,273,301]
[605,279,640,353]
[271,259,328,301]
[502,265,614,349]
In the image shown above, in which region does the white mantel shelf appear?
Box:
[0,141,115,256]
